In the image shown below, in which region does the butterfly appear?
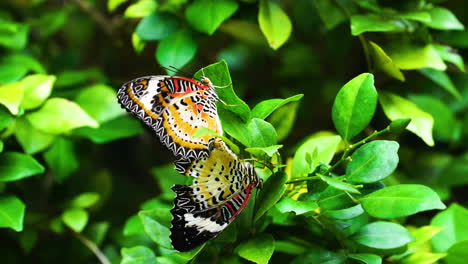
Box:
[170,138,262,252]
[117,75,223,160]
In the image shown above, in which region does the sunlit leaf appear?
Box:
[258,0,292,49]
[0,195,25,231]
[185,0,238,35]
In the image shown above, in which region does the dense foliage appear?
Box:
[1,0,467,263]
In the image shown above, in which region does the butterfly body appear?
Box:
[117,75,223,160]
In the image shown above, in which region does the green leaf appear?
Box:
[73,116,143,144]
[193,60,250,121]
[193,127,240,154]
[62,208,88,232]
[15,117,55,154]
[389,118,411,134]
[156,29,197,72]
[71,192,100,208]
[434,44,465,72]
[75,84,125,123]
[0,54,45,84]
[387,43,446,71]
[139,209,172,249]
[409,95,459,142]
[351,14,406,36]
[420,68,461,100]
[123,0,157,18]
[185,0,238,35]
[268,101,299,141]
[396,11,431,23]
[332,73,377,140]
[123,215,145,236]
[431,203,468,252]
[445,240,468,264]
[43,137,79,183]
[320,175,361,194]
[348,253,382,264]
[0,152,44,182]
[245,145,283,158]
[121,246,157,264]
[131,32,145,54]
[276,197,318,215]
[323,204,364,220]
[275,240,307,255]
[246,118,277,148]
[0,81,24,115]
[0,18,29,50]
[251,94,303,119]
[136,12,179,41]
[400,252,446,264]
[313,0,347,30]
[151,165,189,200]
[0,106,14,131]
[360,184,446,219]
[292,133,341,177]
[108,0,129,12]
[20,74,56,110]
[379,91,434,146]
[258,0,292,49]
[352,221,413,249]
[368,41,405,81]
[236,233,275,264]
[346,140,399,183]
[424,7,464,30]
[0,195,25,231]
[0,141,3,153]
[255,172,288,221]
[27,98,98,134]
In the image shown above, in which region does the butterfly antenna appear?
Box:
[213,82,232,89]
[219,98,247,107]
[169,65,192,77]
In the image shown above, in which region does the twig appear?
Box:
[71,0,116,36]
[73,231,111,264]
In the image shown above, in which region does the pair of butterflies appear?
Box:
[117,74,262,251]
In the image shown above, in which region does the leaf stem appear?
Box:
[286,175,321,184]
[73,231,111,264]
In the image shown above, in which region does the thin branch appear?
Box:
[74,231,111,264]
[71,0,116,36]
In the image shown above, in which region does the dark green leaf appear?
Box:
[0,106,14,131]
[361,184,446,219]
[251,94,303,119]
[348,253,381,264]
[351,15,406,36]
[0,152,44,182]
[346,140,399,183]
[0,195,25,231]
[236,233,275,264]
[0,18,29,50]
[121,246,157,264]
[245,145,283,158]
[313,0,347,30]
[445,240,468,264]
[268,101,299,141]
[274,240,307,255]
[323,204,364,220]
[434,44,465,72]
[276,197,318,215]
[255,172,288,221]
[73,116,143,144]
[156,30,197,71]
[185,0,238,35]
[258,0,292,49]
[71,192,100,208]
[389,118,411,134]
[431,203,468,252]
[419,68,461,100]
[424,7,464,30]
[62,208,88,232]
[136,12,179,41]
[15,117,55,154]
[332,73,377,140]
[368,41,405,81]
[43,137,79,183]
[351,221,413,249]
[123,215,145,236]
[246,118,277,148]
[0,54,45,84]
[320,175,360,194]
[139,209,172,249]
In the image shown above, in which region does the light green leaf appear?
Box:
[292,133,341,177]
[185,0,238,35]
[396,11,431,23]
[72,116,143,144]
[368,41,405,81]
[445,240,468,264]
[131,32,145,54]
[123,215,145,236]
[236,233,275,264]
[387,43,446,71]
[419,68,461,100]
[71,192,100,208]
[348,253,382,264]
[0,141,3,153]
[136,12,179,41]
[108,0,129,12]
[121,246,157,264]
[433,44,465,72]
[0,81,24,115]
[323,204,364,220]
[424,7,464,30]
[431,203,468,252]
[43,137,79,183]
[361,184,446,219]
[15,117,55,154]
[268,101,299,141]
[27,98,98,134]
[332,73,377,140]
[400,252,446,264]
[62,208,88,232]
[246,118,277,148]
[0,195,25,231]
[276,197,318,215]
[351,14,406,35]
[245,145,283,158]
[156,29,197,71]
[258,0,292,49]
[0,152,44,182]
[139,209,172,249]
[352,221,413,249]
[75,84,125,123]
[20,74,56,110]
[379,91,434,146]
[346,140,399,183]
[251,94,303,119]
[123,0,157,18]
[255,172,288,221]
[320,175,361,194]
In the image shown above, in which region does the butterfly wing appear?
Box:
[170,140,260,252]
[117,76,222,160]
